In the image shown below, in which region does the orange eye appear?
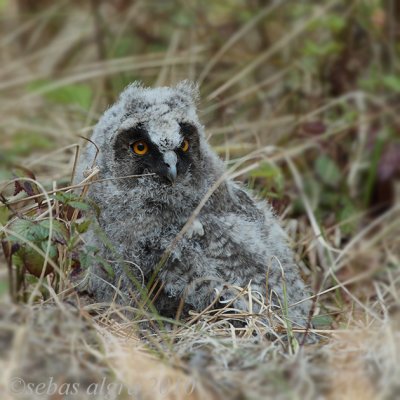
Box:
[131,141,148,155]
[181,139,189,152]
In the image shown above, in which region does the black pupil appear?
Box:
[136,143,145,151]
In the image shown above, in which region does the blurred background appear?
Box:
[0,1,399,398]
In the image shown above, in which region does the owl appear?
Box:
[76,81,313,339]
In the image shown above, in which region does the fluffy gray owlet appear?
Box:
[76,81,312,335]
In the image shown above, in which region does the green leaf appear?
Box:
[7,219,37,242]
[250,162,280,179]
[68,201,91,211]
[172,11,193,27]
[75,220,91,234]
[79,246,99,269]
[28,223,49,241]
[53,192,78,203]
[363,133,386,205]
[0,206,9,226]
[40,242,58,259]
[382,75,400,93]
[0,280,8,297]
[17,246,54,277]
[53,193,91,212]
[86,246,99,253]
[79,251,91,270]
[25,275,39,285]
[315,155,341,187]
[39,220,69,243]
[249,162,284,194]
[338,199,358,235]
[312,314,334,327]
[28,80,92,110]
[0,0,8,13]
[96,256,115,279]
[8,132,53,157]
[9,219,44,242]
[303,40,342,57]
[109,37,135,58]
[79,247,114,278]
[0,168,14,181]
[325,15,346,32]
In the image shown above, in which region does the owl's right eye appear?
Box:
[131,141,149,155]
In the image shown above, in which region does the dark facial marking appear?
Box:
[112,122,201,187]
[179,122,198,140]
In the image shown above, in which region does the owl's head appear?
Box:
[91,81,218,191]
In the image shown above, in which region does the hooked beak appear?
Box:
[161,151,178,184]
[165,163,177,183]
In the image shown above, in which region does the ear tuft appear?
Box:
[119,81,143,100]
[175,80,200,103]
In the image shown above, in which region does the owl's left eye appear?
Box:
[180,139,190,152]
[131,141,149,155]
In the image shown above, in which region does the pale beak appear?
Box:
[162,151,178,184]
[166,164,177,183]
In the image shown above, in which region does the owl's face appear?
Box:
[102,82,207,190]
[113,120,202,187]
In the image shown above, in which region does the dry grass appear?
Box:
[0,1,399,399]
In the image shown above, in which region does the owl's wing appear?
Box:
[219,182,268,222]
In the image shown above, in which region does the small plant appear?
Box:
[0,168,93,302]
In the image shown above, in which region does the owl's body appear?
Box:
[76,82,312,332]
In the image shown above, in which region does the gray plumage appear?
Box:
[76,81,312,334]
